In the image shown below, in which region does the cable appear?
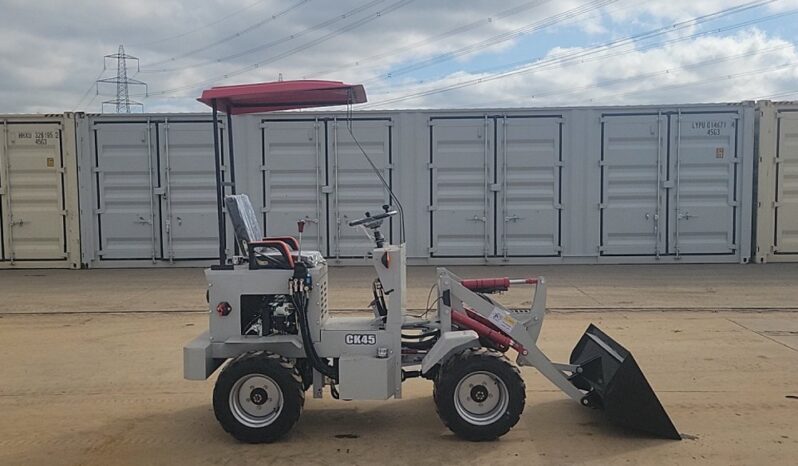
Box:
[137,0,415,97]
[304,0,559,79]
[132,0,272,48]
[72,69,105,111]
[142,0,313,69]
[141,0,386,73]
[596,62,796,102]
[363,0,620,85]
[477,43,794,106]
[360,0,777,108]
[291,281,337,380]
[345,117,407,244]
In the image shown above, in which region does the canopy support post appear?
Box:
[211,99,227,268]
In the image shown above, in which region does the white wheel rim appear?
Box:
[229,374,284,428]
[453,371,509,426]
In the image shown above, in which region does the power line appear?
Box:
[363,0,620,85]
[73,68,105,111]
[141,0,385,73]
[360,0,777,108]
[755,88,798,99]
[132,0,271,47]
[303,0,560,79]
[138,0,416,97]
[141,0,312,68]
[594,62,796,102]
[477,44,793,106]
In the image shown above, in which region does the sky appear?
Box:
[1,0,797,113]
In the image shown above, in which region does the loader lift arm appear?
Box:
[426,268,681,440]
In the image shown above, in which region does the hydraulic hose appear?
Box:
[291,288,338,381]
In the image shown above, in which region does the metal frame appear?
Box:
[430,268,584,402]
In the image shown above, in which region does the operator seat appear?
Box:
[224,194,296,269]
[225,194,263,251]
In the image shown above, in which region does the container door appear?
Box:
[600,115,666,255]
[497,116,562,257]
[775,112,798,254]
[159,121,220,260]
[670,113,738,255]
[93,122,160,260]
[0,123,67,260]
[262,120,326,254]
[330,119,392,258]
[430,117,494,257]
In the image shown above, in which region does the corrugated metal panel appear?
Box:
[600,114,665,255]
[775,111,798,253]
[160,120,219,260]
[0,115,80,268]
[92,122,159,260]
[752,102,798,263]
[330,118,392,259]
[430,117,494,257]
[73,103,755,267]
[670,112,738,255]
[261,119,326,254]
[498,116,562,257]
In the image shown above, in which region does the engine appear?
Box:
[240,294,298,336]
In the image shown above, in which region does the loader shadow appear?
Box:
[523,398,682,462]
[12,396,683,465]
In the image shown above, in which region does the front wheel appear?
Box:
[213,351,304,443]
[433,348,526,441]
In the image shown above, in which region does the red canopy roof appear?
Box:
[197,80,367,115]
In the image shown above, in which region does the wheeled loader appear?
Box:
[183,80,680,442]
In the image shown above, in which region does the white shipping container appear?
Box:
[76,103,756,267]
[76,114,237,267]
[755,101,798,262]
[0,114,81,268]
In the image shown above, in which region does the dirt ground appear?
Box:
[2,263,798,313]
[1,264,797,465]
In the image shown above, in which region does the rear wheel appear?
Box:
[213,351,304,443]
[433,348,525,441]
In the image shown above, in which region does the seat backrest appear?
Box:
[224,194,263,251]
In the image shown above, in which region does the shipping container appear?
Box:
[0,114,81,268]
[76,114,237,267]
[754,101,798,263]
[74,103,755,267]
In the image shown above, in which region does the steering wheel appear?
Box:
[348,205,398,227]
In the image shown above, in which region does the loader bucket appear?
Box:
[569,324,681,440]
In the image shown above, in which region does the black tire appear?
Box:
[213,351,304,443]
[433,348,526,441]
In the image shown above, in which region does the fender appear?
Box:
[420,330,480,375]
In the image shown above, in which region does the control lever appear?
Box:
[297,220,305,260]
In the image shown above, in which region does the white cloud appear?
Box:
[364,29,798,108]
[0,0,796,113]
